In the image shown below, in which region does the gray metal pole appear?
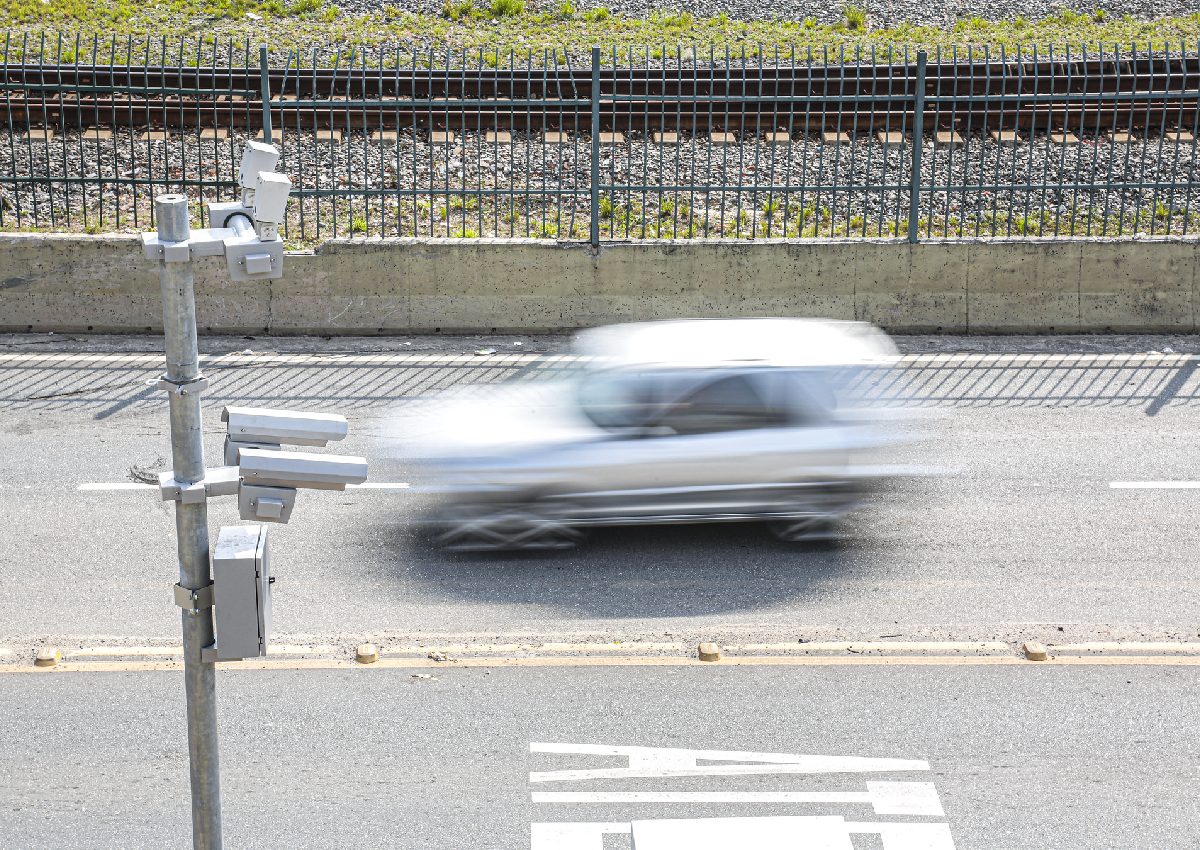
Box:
[155,194,222,850]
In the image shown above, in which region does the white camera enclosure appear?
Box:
[223,437,280,467]
[238,140,280,191]
[206,200,254,230]
[238,484,297,523]
[254,171,292,225]
[222,406,349,447]
[222,237,284,281]
[238,447,368,491]
[212,524,271,660]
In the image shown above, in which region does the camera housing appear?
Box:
[254,172,292,227]
[238,448,369,491]
[224,405,349,445]
[238,140,280,195]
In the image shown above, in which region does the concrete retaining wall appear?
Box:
[2,234,1198,334]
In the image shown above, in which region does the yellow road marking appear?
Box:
[64,644,333,658]
[382,641,685,655]
[728,641,1012,654]
[66,646,182,658]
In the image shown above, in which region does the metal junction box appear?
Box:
[212,525,272,660]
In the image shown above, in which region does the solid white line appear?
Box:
[533,785,942,817]
[529,765,927,782]
[530,743,927,767]
[1110,481,1200,489]
[4,351,1195,366]
[532,792,871,803]
[0,352,547,365]
[1051,642,1200,653]
[78,483,155,491]
[78,482,409,491]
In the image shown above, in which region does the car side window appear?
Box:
[578,370,661,432]
[654,374,789,436]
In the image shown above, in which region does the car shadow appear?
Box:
[386,519,877,620]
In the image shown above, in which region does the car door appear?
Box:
[566,370,840,519]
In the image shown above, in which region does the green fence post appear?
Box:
[589,46,601,249]
[907,49,927,244]
[259,44,272,145]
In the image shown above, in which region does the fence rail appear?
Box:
[3,36,1200,242]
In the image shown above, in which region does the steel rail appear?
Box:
[5,59,1200,134]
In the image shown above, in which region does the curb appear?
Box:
[6,638,1200,672]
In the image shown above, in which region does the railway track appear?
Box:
[4,56,1200,134]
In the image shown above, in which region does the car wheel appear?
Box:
[435,504,584,552]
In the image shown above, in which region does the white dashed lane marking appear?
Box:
[78,482,409,491]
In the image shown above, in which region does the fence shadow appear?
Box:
[2,353,1198,416]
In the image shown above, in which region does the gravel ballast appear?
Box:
[3,127,1197,240]
[332,0,1198,26]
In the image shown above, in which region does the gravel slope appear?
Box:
[338,0,1197,25]
[4,128,1197,239]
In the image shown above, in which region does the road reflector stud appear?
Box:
[355,643,379,664]
[1023,641,1049,661]
[697,642,721,662]
[34,647,60,667]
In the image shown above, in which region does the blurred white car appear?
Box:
[387,318,907,550]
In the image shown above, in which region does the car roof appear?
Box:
[572,318,896,369]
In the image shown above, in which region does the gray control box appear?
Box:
[212,525,272,661]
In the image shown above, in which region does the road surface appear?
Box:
[1,332,1198,848]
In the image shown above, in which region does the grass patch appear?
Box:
[489,0,523,18]
[843,3,867,32]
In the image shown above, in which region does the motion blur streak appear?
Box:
[383,319,925,551]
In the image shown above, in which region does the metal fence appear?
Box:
[3,35,1200,243]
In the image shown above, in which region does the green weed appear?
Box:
[843,3,867,31]
[441,0,476,20]
[488,0,522,17]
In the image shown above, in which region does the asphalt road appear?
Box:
[3,333,1200,849]
[1,334,1199,648]
[3,663,1198,849]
